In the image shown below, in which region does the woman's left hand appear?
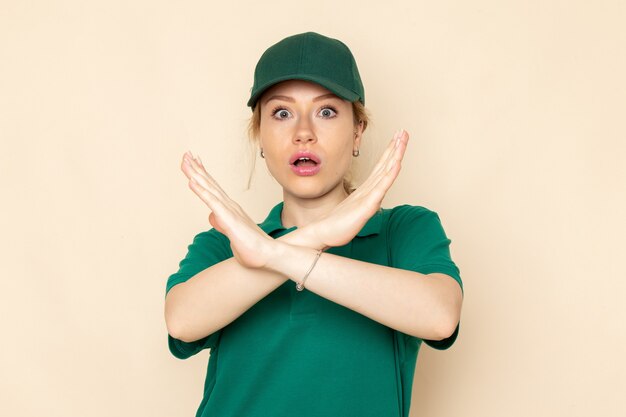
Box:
[305,129,409,249]
[180,152,275,269]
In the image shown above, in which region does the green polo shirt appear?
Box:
[166,202,463,417]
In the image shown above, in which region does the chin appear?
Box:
[282,178,343,200]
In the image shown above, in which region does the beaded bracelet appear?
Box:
[296,249,323,291]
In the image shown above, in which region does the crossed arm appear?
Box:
[164,130,463,343]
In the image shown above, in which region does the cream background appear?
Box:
[1,1,625,416]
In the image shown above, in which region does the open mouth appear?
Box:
[289,151,321,166]
[290,152,321,176]
[292,157,318,167]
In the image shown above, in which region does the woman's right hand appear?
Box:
[180,152,276,269]
[306,129,409,249]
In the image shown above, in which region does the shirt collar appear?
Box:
[258,201,383,238]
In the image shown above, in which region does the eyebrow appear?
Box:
[263,93,339,105]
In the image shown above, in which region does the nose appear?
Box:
[292,116,317,145]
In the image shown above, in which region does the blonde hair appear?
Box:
[245,100,370,194]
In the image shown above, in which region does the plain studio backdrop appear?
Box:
[1,1,624,416]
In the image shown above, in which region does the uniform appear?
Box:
[166,201,463,417]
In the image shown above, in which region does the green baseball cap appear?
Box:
[247,32,365,110]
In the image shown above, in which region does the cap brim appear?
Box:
[247,75,361,109]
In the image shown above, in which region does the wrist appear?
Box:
[277,224,327,251]
[264,240,321,285]
[263,239,292,273]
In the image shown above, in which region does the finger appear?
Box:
[188,155,229,196]
[183,160,226,205]
[369,129,406,184]
[370,132,408,193]
[188,175,227,211]
[181,158,211,189]
[184,160,247,221]
[370,130,402,174]
[182,154,228,198]
[181,153,198,179]
[191,177,256,238]
[367,161,402,205]
[386,129,409,167]
[357,130,403,193]
[359,130,408,197]
[361,155,403,206]
[196,155,205,169]
[194,155,228,194]
[383,130,409,173]
[181,153,211,183]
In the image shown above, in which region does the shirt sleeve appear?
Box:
[387,205,464,350]
[165,228,233,359]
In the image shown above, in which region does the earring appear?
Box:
[352,149,360,157]
[260,148,265,158]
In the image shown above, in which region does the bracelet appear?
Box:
[296,249,323,291]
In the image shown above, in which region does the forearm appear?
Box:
[164,226,322,343]
[265,241,463,341]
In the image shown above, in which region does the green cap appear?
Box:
[247,32,365,110]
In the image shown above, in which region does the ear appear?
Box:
[353,119,364,150]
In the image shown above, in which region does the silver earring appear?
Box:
[260,148,265,158]
[352,149,360,157]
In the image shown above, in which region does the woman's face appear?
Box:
[258,79,362,200]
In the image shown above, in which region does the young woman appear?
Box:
[164,32,463,417]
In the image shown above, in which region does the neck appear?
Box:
[280,183,348,229]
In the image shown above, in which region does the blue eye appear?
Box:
[319,107,337,118]
[271,107,291,119]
